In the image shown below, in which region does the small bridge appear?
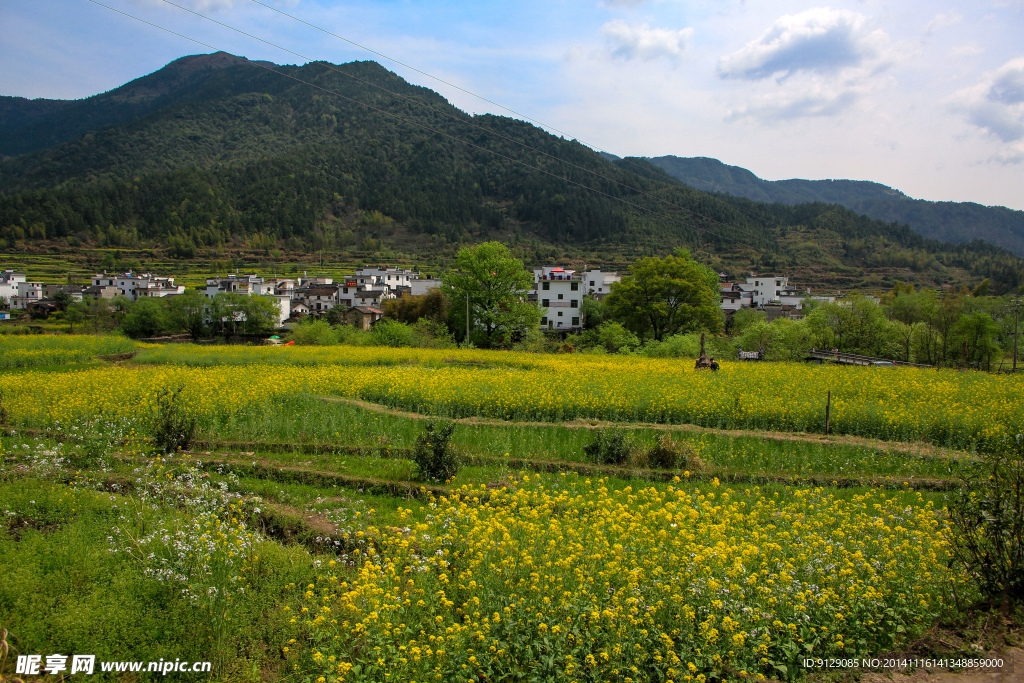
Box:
[807,348,933,369]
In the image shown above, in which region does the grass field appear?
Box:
[0,339,1014,682]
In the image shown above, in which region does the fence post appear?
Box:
[825,390,831,435]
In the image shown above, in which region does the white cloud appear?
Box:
[715,8,895,122]
[600,20,693,63]
[725,86,859,122]
[601,0,650,7]
[924,11,962,36]
[717,7,888,81]
[950,57,1024,158]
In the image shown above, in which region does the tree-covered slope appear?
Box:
[647,155,1024,258]
[0,53,1022,293]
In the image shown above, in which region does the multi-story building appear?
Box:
[720,273,834,314]
[534,267,583,331]
[577,269,621,298]
[206,274,293,325]
[93,272,184,300]
[0,271,26,304]
[11,280,44,310]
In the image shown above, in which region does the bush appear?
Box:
[513,328,559,353]
[290,319,339,345]
[583,428,634,466]
[369,319,417,348]
[152,387,199,454]
[950,434,1024,605]
[412,420,460,483]
[596,322,640,353]
[643,434,703,471]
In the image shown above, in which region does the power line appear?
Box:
[158,0,733,227]
[159,0,775,250]
[246,0,779,229]
[85,0,765,254]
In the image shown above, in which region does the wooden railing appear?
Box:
[807,348,933,368]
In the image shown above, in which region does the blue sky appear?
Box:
[3,0,1023,210]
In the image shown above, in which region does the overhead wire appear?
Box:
[246,0,780,230]
[84,0,769,253]
[158,0,732,227]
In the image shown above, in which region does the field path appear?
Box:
[317,395,974,461]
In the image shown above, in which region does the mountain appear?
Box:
[0,53,1022,294]
[646,156,1024,258]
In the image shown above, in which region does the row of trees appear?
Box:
[726,285,1018,369]
[388,243,1019,369]
[34,291,279,339]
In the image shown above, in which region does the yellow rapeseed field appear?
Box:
[290,476,958,683]
[3,345,1021,450]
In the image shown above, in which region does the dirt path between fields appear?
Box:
[317,396,974,462]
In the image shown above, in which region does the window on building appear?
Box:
[542,299,549,307]
[557,311,563,317]
[541,317,548,325]
[571,282,579,291]
[542,282,550,290]
[571,317,580,326]
[590,281,595,286]
[557,293,563,300]
[570,300,578,308]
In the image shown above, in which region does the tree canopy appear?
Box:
[604,249,722,341]
[442,241,541,347]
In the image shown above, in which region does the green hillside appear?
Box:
[647,155,1024,258]
[0,53,1022,294]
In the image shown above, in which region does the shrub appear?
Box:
[412,420,459,483]
[950,434,1024,605]
[369,319,417,348]
[643,434,703,471]
[290,319,339,346]
[584,428,634,466]
[152,387,198,454]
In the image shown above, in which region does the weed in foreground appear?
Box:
[950,434,1024,607]
[412,420,459,483]
[152,386,198,455]
[584,427,633,465]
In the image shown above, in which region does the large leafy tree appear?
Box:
[605,249,722,341]
[443,241,541,347]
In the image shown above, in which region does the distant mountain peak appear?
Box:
[646,155,1023,257]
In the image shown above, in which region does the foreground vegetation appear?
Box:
[3,344,1021,451]
[0,339,1017,681]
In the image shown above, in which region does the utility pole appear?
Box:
[1011,298,1022,373]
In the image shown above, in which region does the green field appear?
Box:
[0,339,1014,682]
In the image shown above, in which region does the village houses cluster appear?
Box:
[1,266,832,328]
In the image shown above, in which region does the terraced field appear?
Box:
[1,338,1017,682]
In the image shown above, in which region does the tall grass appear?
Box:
[0,334,135,368]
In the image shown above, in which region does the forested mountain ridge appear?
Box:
[1,52,1022,294]
[646,155,1024,258]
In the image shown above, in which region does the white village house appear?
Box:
[532,266,622,331]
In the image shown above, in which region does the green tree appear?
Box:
[120,298,170,338]
[604,249,722,341]
[442,242,541,347]
[64,301,89,333]
[51,290,72,312]
[952,311,1002,369]
[167,290,210,339]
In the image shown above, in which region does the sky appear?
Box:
[2,0,1023,210]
